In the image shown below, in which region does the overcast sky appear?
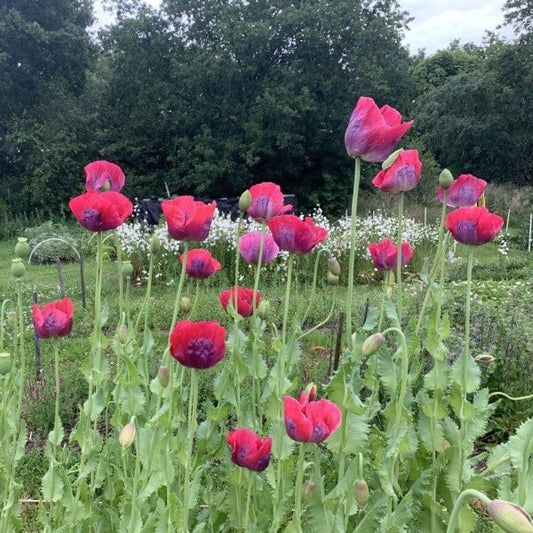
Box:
[94,0,515,55]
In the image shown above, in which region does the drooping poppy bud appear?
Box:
[486,500,533,533]
[327,257,341,277]
[11,258,25,279]
[354,479,370,508]
[119,421,136,450]
[14,237,30,260]
[362,333,385,357]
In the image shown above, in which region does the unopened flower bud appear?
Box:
[14,237,30,260]
[118,324,128,344]
[119,421,136,449]
[0,352,12,376]
[239,190,252,213]
[327,257,341,277]
[158,366,170,388]
[438,169,454,189]
[361,333,385,357]
[487,500,533,533]
[327,273,339,285]
[305,382,317,401]
[354,479,369,508]
[150,234,161,254]
[122,261,133,279]
[475,354,495,363]
[382,148,404,170]
[11,258,25,279]
[303,480,316,504]
[257,300,270,320]
[180,296,192,313]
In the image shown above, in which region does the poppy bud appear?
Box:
[305,382,317,401]
[118,324,128,344]
[14,237,30,260]
[327,257,341,277]
[257,300,270,320]
[150,234,161,254]
[439,169,454,189]
[382,148,404,170]
[354,479,369,508]
[119,421,136,450]
[327,272,339,285]
[487,500,533,533]
[11,258,25,279]
[239,190,252,214]
[0,352,12,376]
[475,354,495,363]
[180,296,192,313]
[303,480,316,504]
[122,261,133,279]
[361,333,385,357]
[158,366,170,388]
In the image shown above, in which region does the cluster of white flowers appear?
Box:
[496,232,510,256]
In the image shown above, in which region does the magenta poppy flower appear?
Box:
[267,215,327,255]
[284,391,342,443]
[84,160,125,192]
[32,297,74,339]
[372,149,422,193]
[239,231,280,265]
[180,249,221,279]
[368,238,413,270]
[226,428,272,472]
[446,207,503,246]
[162,196,216,242]
[344,97,413,163]
[219,286,261,317]
[247,182,292,222]
[437,174,488,207]
[169,320,226,369]
[69,191,133,232]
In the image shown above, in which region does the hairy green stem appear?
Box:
[396,192,405,323]
[301,249,328,326]
[446,489,490,533]
[293,443,307,529]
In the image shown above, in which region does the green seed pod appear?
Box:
[438,169,454,189]
[487,500,533,533]
[361,333,385,357]
[0,352,12,376]
[238,190,252,213]
[118,324,128,344]
[257,300,270,320]
[354,479,369,508]
[327,257,341,276]
[180,296,192,314]
[119,421,136,450]
[150,234,161,254]
[122,261,133,279]
[11,258,25,279]
[158,366,170,388]
[14,237,30,260]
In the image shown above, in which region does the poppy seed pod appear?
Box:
[180,296,192,314]
[158,366,170,388]
[150,234,161,254]
[354,479,369,508]
[487,500,533,533]
[14,237,30,260]
[11,258,25,279]
[119,421,136,450]
[257,300,270,320]
[327,258,341,277]
[238,190,252,213]
[0,352,12,376]
[122,261,133,279]
[362,333,385,357]
[118,324,128,344]
[438,169,454,189]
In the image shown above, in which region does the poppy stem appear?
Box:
[447,489,490,533]
[396,192,405,324]
[293,442,307,529]
[346,156,361,351]
[281,254,295,348]
[301,249,328,327]
[252,223,267,316]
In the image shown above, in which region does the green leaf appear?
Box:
[417,413,447,453]
[362,306,379,331]
[423,360,449,391]
[450,354,480,393]
[42,461,64,502]
[48,419,65,447]
[325,413,369,455]
[448,383,477,422]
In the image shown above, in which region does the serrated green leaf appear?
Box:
[325,413,369,455]
[362,306,379,331]
[417,413,447,453]
[450,353,480,393]
[378,348,399,396]
[423,360,449,391]
[42,461,64,502]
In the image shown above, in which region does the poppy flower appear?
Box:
[226,428,272,472]
[219,286,261,317]
[267,215,327,255]
[180,249,221,279]
[247,182,292,222]
[85,160,125,192]
[344,96,413,163]
[32,297,74,339]
[238,231,280,265]
[162,196,216,242]
[437,174,488,207]
[69,191,133,232]
[446,207,503,246]
[169,320,226,369]
[372,149,422,193]
[368,238,413,270]
[284,391,342,443]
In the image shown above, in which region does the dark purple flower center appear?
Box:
[274,227,295,250]
[44,313,59,332]
[311,422,327,442]
[253,196,272,219]
[456,220,478,244]
[237,445,249,463]
[254,453,270,471]
[187,338,215,365]
[394,165,416,190]
[188,258,207,277]
[81,208,103,231]
[285,418,297,440]
[452,185,477,206]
